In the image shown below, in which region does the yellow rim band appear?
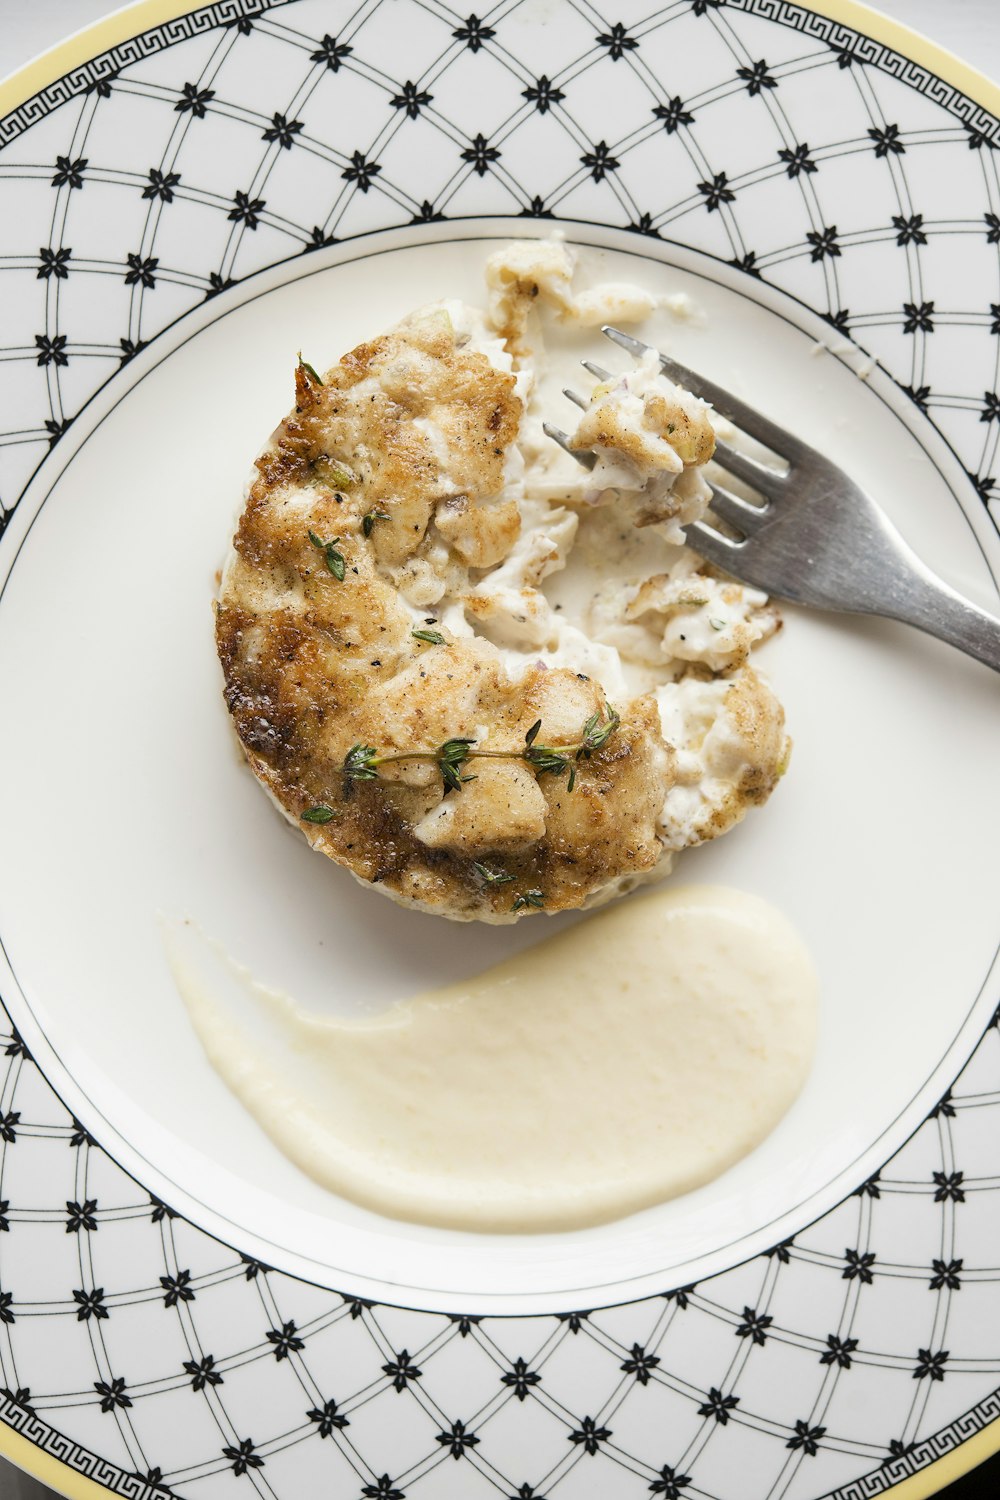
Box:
[0,0,998,1496]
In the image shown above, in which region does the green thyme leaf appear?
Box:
[438,737,475,793]
[524,719,542,748]
[362,508,390,538]
[297,352,323,385]
[301,805,337,824]
[512,889,545,913]
[308,529,345,580]
[524,741,572,778]
[578,705,620,759]
[473,862,515,887]
[709,617,726,631]
[412,628,445,646]
[342,744,380,791]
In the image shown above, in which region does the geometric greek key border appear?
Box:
[0,0,289,148]
[2,0,999,152]
[2,1377,999,1500]
[829,1388,1000,1499]
[0,1397,146,1499]
[725,1,1000,142]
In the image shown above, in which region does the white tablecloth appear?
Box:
[0,1,996,1497]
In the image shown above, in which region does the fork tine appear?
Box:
[707,481,768,534]
[602,326,808,463]
[543,421,596,470]
[684,519,745,568]
[582,360,613,381]
[712,438,788,495]
[563,387,588,410]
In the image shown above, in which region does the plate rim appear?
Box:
[1,0,999,1496]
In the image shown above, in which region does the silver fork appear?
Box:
[546,326,1000,673]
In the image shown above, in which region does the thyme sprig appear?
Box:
[336,706,620,799]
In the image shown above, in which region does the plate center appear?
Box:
[1,228,998,1310]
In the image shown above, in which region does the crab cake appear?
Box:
[216,243,789,922]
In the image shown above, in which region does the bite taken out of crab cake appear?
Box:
[216,241,790,923]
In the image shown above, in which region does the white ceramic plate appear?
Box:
[1,2,999,1497]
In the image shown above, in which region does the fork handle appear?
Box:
[880,565,1000,673]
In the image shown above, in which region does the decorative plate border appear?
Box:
[1,2,999,1498]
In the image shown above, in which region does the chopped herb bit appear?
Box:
[362,508,389,537]
[301,805,337,824]
[412,628,445,646]
[308,528,346,581]
[297,352,323,385]
[473,862,515,887]
[438,737,475,793]
[513,889,545,913]
[342,743,380,796]
[312,457,355,489]
[578,706,620,758]
[709,617,726,631]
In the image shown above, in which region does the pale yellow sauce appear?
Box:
[165,886,817,1232]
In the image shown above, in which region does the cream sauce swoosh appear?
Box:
[163,885,817,1233]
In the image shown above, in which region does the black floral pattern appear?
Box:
[596,23,638,60]
[37,247,72,279]
[568,1416,612,1454]
[869,123,905,156]
[436,1420,480,1458]
[843,1248,877,1283]
[382,1350,422,1390]
[581,142,620,181]
[223,1438,264,1474]
[929,1258,963,1290]
[228,190,266,227]
[461,135,500,176]
[143,168,181,201]
[736,59,777,95]
[913,1348,949,1381]
[262,113,303,149]
[902,300,935,333]
[697,172,735,210]
[932,1169,964,1200]
[174,82,214,117]
[735,1307,772,1345]
[183,1354,223,1391]
[649,1466,692,1497]
[51,155,87,188]
[820,1334,858,1367]
[266,1320,305,1360]
[778,142,817,177]
[787,1419,826,1455]
[391,83,433,119]
[621,1344,660,1382]
[94,1377,131,1412]
[308,1398,349,1435]
[310,35,352,70]
[698,1388,739,1423]
[501,1358,541,1399]
[452,15,495,52]
[653,96,694,132]
[65,1199,98,1233]
[522,77,565,114]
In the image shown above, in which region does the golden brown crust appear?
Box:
[216,318,674,921]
